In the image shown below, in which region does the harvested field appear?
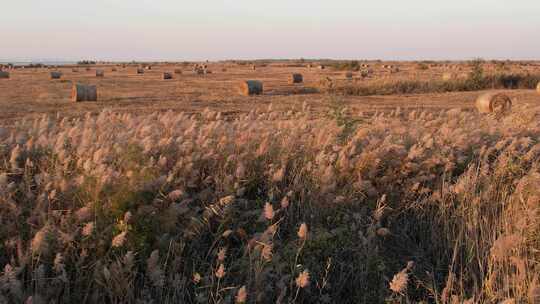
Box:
[1,60,540,303]
[1,61,539,126]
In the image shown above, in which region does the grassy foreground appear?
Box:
[0,105,539,303]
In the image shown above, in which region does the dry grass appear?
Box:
[0,101,540,303]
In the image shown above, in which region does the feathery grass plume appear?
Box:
[111,231,127,248]
[264,202,275,220]
[236,286,247,303]
[261,243,273,261]
[389,262,414,295]
[9,145,22,169]
[31,225,53,256]
[298,223,308,240]
[529,276,540,304]
[215,264,226,279]
[1,264,23,300]
[167,189,184,201]
[296,270,310,288]
[490,234,523,261]
[217,248,227,262]
[147,250,164,287]
[82,222,94,236]
[272,167,285,182]
[193,273,201,284]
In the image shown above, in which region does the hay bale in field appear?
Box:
[50,71,62,79]
[442,73,455,81]
[111,67,117,72]
[289,73,303,84]
[174,69,182,74]
[96,69,104,77]
[319,77,335,92]
[239,80,263,96]
[71,83,97,102]
[251,65,256,71]
[307,64,312,69]
[318,65,325,70]
[360,70,370,78]
[163,72,173,80]
[0,71,9,79]
[145,66,152,70]
[475,92,512,115]
[345,72,353,80]
[137,68,144,75]
[537,82,540,94]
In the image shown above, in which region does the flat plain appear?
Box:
[1,60,540,303]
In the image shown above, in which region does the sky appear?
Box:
[1,0,540,62]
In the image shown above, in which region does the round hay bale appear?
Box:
[318,65,325,70]
[360,70,369,78]
[289,73,303,84]
[145,66,152,70]
[319,77,335,92]
[50,71,62,79]
[0,71,9,79]
[442,73,455,81]
[96,69,104,77]
[71,83,97,102]
[345,72,353,80]
[239,80,263,96]
[251,65,256,71]
[174,69,183,74]
[537,82,540,95]
[475,92,512,114]
[137,68,144,75]
[163,72,173,80]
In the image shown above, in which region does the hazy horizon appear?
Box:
[2,0,540,62]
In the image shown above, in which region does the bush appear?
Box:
[327,73,540,96]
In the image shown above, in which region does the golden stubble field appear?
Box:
[1,60,540,303]
[1,61,539,125]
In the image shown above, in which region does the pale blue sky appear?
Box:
[2,0,539,61]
